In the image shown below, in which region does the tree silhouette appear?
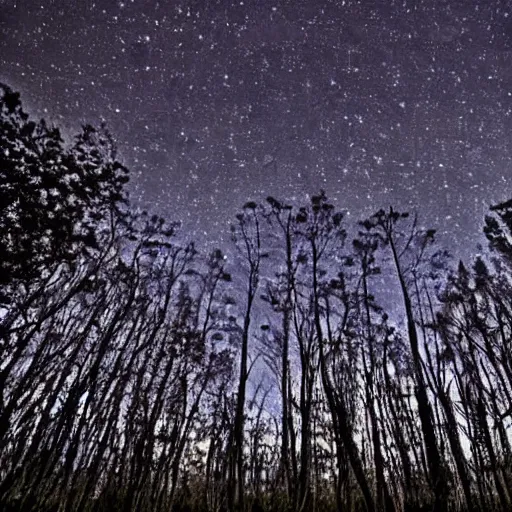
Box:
[2,84,512,512]
[0,83,128,302]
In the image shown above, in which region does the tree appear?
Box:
[0,83,128,301]
[227,201,265,511]
[484,198,512,268]
[264,196,297,503]
[362,208,446,511]
[352,232,396,512]
[297,192,376,512]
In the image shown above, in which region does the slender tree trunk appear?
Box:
[388,234,446,511]
[311,240,376,512]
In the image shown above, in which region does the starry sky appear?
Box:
[1,0,511,254]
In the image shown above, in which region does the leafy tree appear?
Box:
[484,199,512,268]
[0,83,128,301]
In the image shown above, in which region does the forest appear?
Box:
[1,82,512,512]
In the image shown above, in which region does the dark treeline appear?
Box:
[1,83,512,512]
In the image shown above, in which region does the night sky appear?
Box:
[1,0,512,254]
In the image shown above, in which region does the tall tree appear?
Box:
[228,201,265,511]
[362,208,447,511]
[264,196,296,503]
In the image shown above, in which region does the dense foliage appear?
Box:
[0,83,128,299]
[1,86,512,512]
